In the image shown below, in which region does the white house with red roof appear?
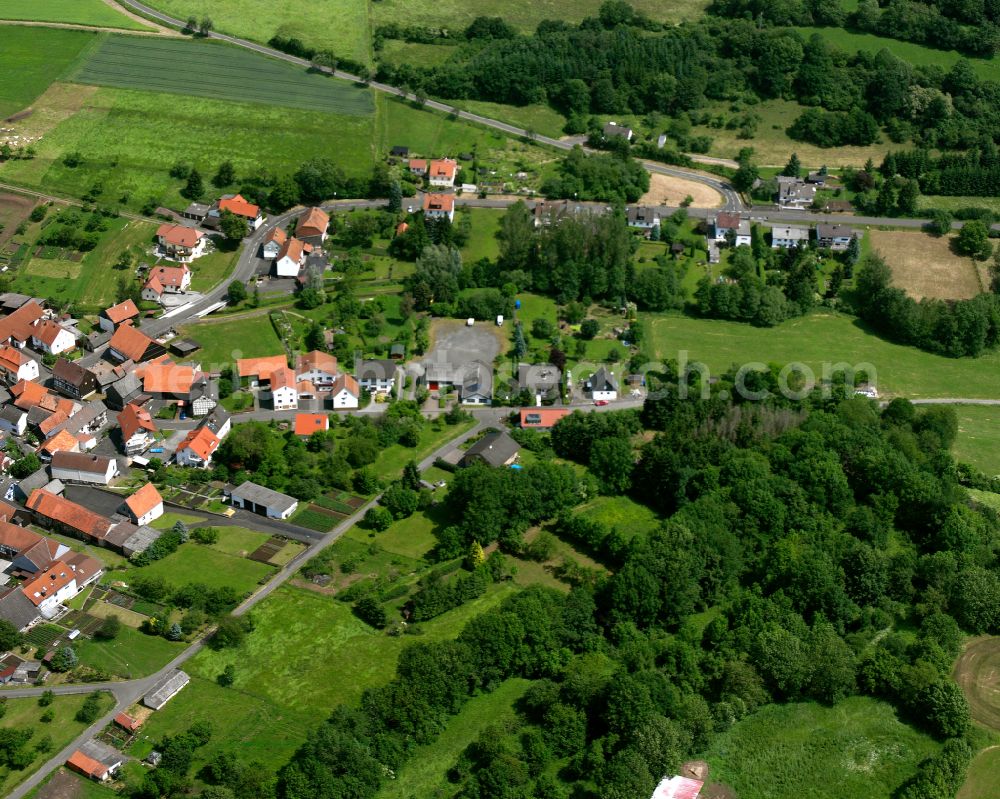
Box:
[117,402,157,455]
[295,350,338,387]
[175,426,220,468]
[30,319,76,356]
[428,158,458,187]
[297,207,330,245]
[268,366,298,410]
[331,374,360,409]
[142,264,192,304]
[208,194,263,232]
[124,483,164,526]
[21,561,78,617]
[424,193,455,222]
[408,158,428,176]
[262,226,287,260]
[275,238,310,277]
[156,224,206,262]
[0,345,39,385]
[99,299,140,333]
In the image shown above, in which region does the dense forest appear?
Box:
[375,3,1000,153]
[266,377,996,799]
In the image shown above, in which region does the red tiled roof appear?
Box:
[423,193,455,212]
[296,350,337,376]
[178,426,220,461]
[408,159,427,170]
[38,410,69,437]
[31,319,72,347]
[40,429,78,455]
[125,483,162,519]
[21,561,74,606]
[102,300,140,324]
[715,212,741,230]
[276,237,306,264]
[519,408,571,428]
[67,750,108,780]
[331,373,359,397]
[0,344,30,372]
[294,413,328,436]
[27,489,110,539]
[144,275,164,295]
[11,379,48,410]
[0,301,44,344]
[218,194,260,219]
[429,158,457,179]
[138,361,199,395]
[63,550,101,585]
[395,222,409,236]
[114,712,143,732]
[117,403,157,441]
[297,207,329,237]
[145,264,190,289]
[269,365,295,391]
[0,522,43,554]
[109,325,156,362]
[296,379,316,394]
[237,354,286,379]
[156,223,203,248]
[264,227,287,246]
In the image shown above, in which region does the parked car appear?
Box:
[594,400,609,406]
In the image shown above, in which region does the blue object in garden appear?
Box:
[514,299,521,310]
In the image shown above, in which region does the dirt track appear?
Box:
[953,635,1000,731]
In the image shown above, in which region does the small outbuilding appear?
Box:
[224,481,298,520]
[143,669,190,710]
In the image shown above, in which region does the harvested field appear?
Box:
[0,191,34,246]
[637,172,722,208]
[953,635,1000,732]
[71,35,375,115]
[869,230,982,300]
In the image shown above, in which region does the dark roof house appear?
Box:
[459,431,520,468]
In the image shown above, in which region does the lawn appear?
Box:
[646,311,1000,399]
[0,0,153,29]
[348,505,446,560]
[0,692,115,798]
[576,495,662,539]
[143,0,371,65]
[953,406,1000,476]
[127,542,274,595]
[458,208,503,262]
[188,240,241,292]
[0,85,374,212]
[12,217,156,310]
[372,417,477,480]
[868,230,982,301]
[0,27,95,118]
[71,35,374,114]
[151,511,203,530]
[372,678,532,799]
[796,26,1000,83]
[74,624,185,678]
[205,526,271,556]
[704,697,940,799]
[178,313,283,371]
[958,746,1000,799]
[919,194,1000,215]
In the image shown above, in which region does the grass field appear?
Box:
[0,84,375,212]
[346,504,447,560]
[958,745,1000,799]
[72,35,374,114]
[0,0,153,30]
[187,241,240,292]
[705,697,940,799]
[75,624,185,678]
[459,208,503,262]
[205,526,271,556]
[920,195,1000,215]
[128,541,273,595]
[144,0,370,65]
[454,99,568,139]
[796,26,1000,83]
[371,417,477,480]
[646,311,1000,399]
[0,27,95,118]
[178,312,283,370]
[373,678,532,799]
[954,636,1000,732]
[0,692,115,797]
[953,406,1000,476]
[576,495,662,539]
[868,230,982,301]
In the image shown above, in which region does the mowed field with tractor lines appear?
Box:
[70,35,375,114]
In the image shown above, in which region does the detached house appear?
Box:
[156,224,206,262]
[275,238,309,278]
[268,366,298,410]
[49,451,119,486]
[0,300,44,349]
[297,207,330,245]
[117,403,157,455]
[330,374,360,409]
[0,345,38,385]
[51,359,97,400]
[460,431,520,468]
[712,213,752,247]
[294,413,329,437]
[296,350,338,387]
[586,367,618,401]
[142,265,192,303]
[407,158,428,176]
[30,320,76,356]
[207,194,263,233]
[603,121,634,141]
[770,225,811,249]
[423,193,455,222]
[108,325,166,364]
[428,158,458,188]
[627,207,660,231]
[124,483,163,526]
[175,426,220,468]
[356,359,397,395]
[776,177,817,209]
[815,224,855,251]
[262,227,287,260]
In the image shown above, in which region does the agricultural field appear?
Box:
[868,230,984,301]
[0,0,154,30]
[372,679,532,799]
[0,84,375,212]
[704,697,940,799]
[953,636,1000,732]
[143,0,371,65]
[639,171,722,207]
[70,35,374,114]
[0,27,95,119]
[646,311,1000,399]
[919,195,1000,215]
[953,406,1000,476]
[0,191,34,246]
[0,692,115,798]
[958,746,1000,799]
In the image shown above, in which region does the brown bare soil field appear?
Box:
[0,192,34,246]
[869,230,982,300]
[953,635,1000,731]
[638,172,722,208]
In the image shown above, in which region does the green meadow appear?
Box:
[0,0,152,29]
[953,405,1000,476]
[0,27,95,118]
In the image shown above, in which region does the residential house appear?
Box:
[50,452,118,486]
[108,325,166,364]
[0,300,44,349]
[0,345,38,385]
[67,743,123,782]
[40,429,80,458]
[268,366,298,410]
[407,158,428,176]
[297,207,330,245]
[12,468,52,504]
[815,223,856,251]
[626,206,660,231]
[207,194,263,232]
[459,431,520,468]
[124,483,163,526]
[515,363,561,405]
[770,225,811,249]
[296,350,338,388]
[21,561,77,618]
[224,481,298,519]
[105,372,146,411]
[428,158,458,188]
[586,367,618,401]
[275,238,309,277]
[0,406,26,436]
[198,405,231,440]
[137,361,203,402]
[114,713,143,734]
[330,374,360,409]
[776,176,817,209]
[174,426,220,468]
[98,300,140,334]
[237,355,287,388]
[460,364,491,405]
[188,377,217,417]
[117,403,157,455]
[181,202,210,223]
[83,330,111,352]
[262,226,287,260]
[355,359,397,394]
[103,521,162,558]
[155,224,206,262]
[423,193,455,222]
[30,320,76,356]
[144,669,190,710]
[712,213,751,246]
[519,408,571,429]
[294,413,329,437]
[603,121,633,141]
[142,265,191,303]
[51,359,97,400]
[531,200,601,228]
[0,522,69,573]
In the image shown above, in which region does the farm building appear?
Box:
[224,481,298,520]
[49,452,119,486]
[143,669,190,710]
